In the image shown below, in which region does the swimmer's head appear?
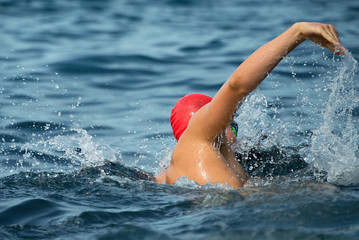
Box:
[170,93,212,141]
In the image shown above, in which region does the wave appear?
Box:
[0,198,65,226]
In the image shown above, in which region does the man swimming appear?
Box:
[155,22,344,189]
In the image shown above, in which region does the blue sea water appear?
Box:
[1,0,359,239]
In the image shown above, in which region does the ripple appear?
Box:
[180,39,225,53]
[112,12,142,22]
[0,133,24,143]
[95,225,169,240]
[5,76,39,83]
[5,121,66,132]
[0,198,65,225]
[51,61,161,76]
[7,94,36,101]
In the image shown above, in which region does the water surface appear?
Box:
[1,0,359,239]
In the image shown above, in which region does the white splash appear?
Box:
[234,90,290,152]
[21,128,120,170]
[307,51,359,185]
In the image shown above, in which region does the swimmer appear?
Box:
[155,22,344,189]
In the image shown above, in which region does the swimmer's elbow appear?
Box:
[228,74,257,97]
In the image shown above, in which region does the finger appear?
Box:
[324,42,346,55]
[323,41,335,53]
[326,25,347,55]
[323,25,340,45]
[328,24,341,44]
[336,46,347,56]
[325,24,342,46]
[322,27,345,55]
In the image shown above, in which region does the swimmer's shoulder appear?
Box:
[155,135,216,185]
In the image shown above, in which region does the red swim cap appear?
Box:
[170,93,212,141]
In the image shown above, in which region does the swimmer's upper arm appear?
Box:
[187,81,245,142]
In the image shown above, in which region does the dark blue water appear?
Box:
[1,0,359,239]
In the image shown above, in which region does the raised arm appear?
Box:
[187,22,343,142]
[229,22,342,96]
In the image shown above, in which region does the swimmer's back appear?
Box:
[155,134,246,188]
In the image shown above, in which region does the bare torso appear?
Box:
[155,134,248,189]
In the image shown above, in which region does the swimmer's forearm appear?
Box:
[228,22,342,97]
[228,23,304,96]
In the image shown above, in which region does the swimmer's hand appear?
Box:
[296,22,345,55]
